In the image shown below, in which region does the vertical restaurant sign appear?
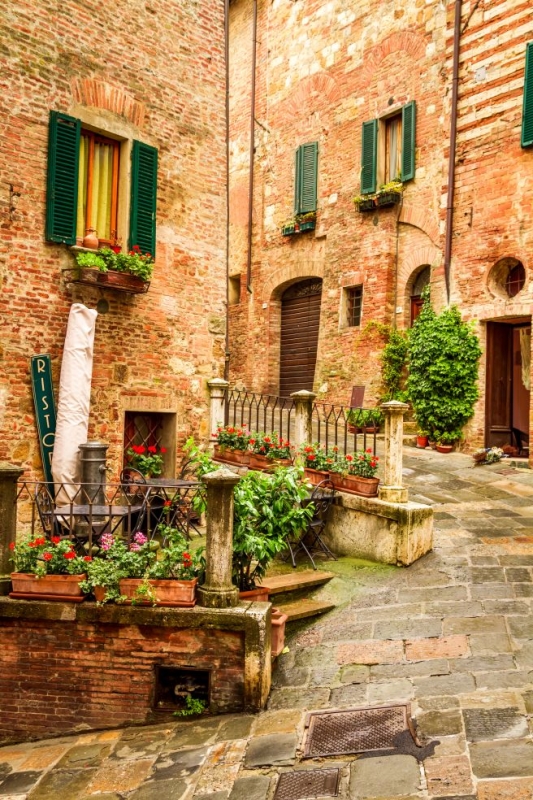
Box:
[30,355,57,484]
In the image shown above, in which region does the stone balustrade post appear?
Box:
[0,465,24,595]
[378,401,409,503]
[207,378,229,445]
[290,390,316,449]
[197,466,241,609]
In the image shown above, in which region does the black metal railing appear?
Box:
[15,479,206,550]
[224,387,295,442]
[312,402,378,456]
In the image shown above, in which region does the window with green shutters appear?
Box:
[294,142,318,215]
[45,111,158,256]
[521,42,533,148]
[360,102,416,194]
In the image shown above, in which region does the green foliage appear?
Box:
[299,442,338,470]
[10,535,90,577]
[215,424,251,450]
[345,408,383,428]
[329,450,380,478]
[75,246,154,282]
[75,251,106,270]
[407,296,482,443]
[232,467,313,591]
[381,328,409,401]
[174,695,207,717]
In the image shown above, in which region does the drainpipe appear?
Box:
[246,0,258,294]
[224,0,231,382]
[444,0,462,304]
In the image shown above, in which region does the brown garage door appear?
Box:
[280,279,322,397]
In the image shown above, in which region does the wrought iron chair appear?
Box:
[118,468,149,539]
[285,479,337,570]
[35,483,64,539]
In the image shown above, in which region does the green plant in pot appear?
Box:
[232,466,313,592]
[75,246,154,282]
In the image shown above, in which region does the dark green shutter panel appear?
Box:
[130,141,158,256]
[45,111,80,245]
[297,141,318,214]
[360,120,377,195]
[402,101,416,181]
[521,42,533,148]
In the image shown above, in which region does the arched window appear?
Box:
[410,266,430,325]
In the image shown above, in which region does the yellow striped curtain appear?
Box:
[76,136,88,240]
[77,136,113,241]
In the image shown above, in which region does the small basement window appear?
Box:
[153,666,210,712]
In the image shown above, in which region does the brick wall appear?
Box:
[228,0,533,455]
[0,614,245,743]
[0,0,227,478]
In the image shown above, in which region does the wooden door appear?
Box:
[485,322,513,447]
[280,279,322,397]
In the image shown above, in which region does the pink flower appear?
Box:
[133,532,147,545]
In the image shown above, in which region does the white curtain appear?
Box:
[52,304,98,505]
[520,329,531,391]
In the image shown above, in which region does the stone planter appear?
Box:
[271,607,288,657]
[304,467,330,486]
[10,573,86,602]
[119,577,197,607]
[330,474,379,497]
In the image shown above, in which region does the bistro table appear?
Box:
[141,477,204,538]
[53,502,145,541]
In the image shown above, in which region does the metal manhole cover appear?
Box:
[304,704,413,758]
[274,769,340,800]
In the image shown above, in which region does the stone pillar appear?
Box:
[207,378,229,444]
[0,465,24,595]
[197,466,241,609]
[290,390,316,449]
[378,401,409,504]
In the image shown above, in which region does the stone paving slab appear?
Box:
[1,449,533,799]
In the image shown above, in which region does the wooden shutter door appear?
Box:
[46,111,81,245]
[360,120,377,195]
[280,279,322,397]
[522,42,533,148]
[402,101,416,181]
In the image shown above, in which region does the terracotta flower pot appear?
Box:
[304,467,330,486]
[266,457,293,469]
[330,473,379,497]
[239,587,269,602]
[119,577,197,607]
[271,607,289,657]
[436,444,453,454]
[93,585,108,603]
[416,435,429,449]
[10,573,86,601]
[213,445,249,466]
[248,453,270,470]
[97,270,147,292]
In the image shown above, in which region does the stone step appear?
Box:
[274,598,336,622]
[261,570,335,596]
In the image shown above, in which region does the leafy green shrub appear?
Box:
[407,296,482,443]
[381,328,409,401]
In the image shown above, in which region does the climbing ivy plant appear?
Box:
[407,294,482,443]
[381,327,409,401]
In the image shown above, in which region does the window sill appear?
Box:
[62,267,150,295]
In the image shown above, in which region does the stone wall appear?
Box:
[0,0,227,478]
[228,0,533,456]
[0,599,271,744]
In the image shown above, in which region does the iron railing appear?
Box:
[224,387,295,441]
[15,479,206,549]
[223,387,378,456]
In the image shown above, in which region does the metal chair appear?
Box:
[35,483,64,539]
[285,479,337,570]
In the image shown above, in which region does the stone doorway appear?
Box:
[279,279,322,397]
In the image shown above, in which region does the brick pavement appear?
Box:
[0,448,532,799]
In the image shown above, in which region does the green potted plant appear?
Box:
[213,424,251,465]
[9,535,91,600]
[329,449,380,496]
[295,211,317,232]
[126,444,167,477]
[375,179,404,207]
[248,432,292,470]
[74,246,154,292]
[281,217,298,236]
[359,408,383,433]
[232,466,313,594]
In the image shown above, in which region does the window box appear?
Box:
[63,267,150,295]
[282,224,297,236]
[298,219,316,232]
[376,191,402,208]
[356,198,376,213]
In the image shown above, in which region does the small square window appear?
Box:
[346,286,363,327]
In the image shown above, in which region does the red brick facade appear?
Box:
[0,0,227,478]
[228,0,533,455]
[0,608,245,743]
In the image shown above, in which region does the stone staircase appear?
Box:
[260,570,336,622]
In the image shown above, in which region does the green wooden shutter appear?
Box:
[45,111,80,244]
[360,120,377,194]
[294,142,318,214]
[402,101,416,181]
[521,42,533,148]
[129,141,158,256]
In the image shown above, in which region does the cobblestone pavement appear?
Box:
[1,448,532,799]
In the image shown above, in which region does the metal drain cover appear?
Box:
[304,704,413,758]
[274,769,340,800]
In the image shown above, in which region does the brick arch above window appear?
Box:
[359,31,426,86]
[263,260,324,302]
[71,78,146,128]
[399,204,439,245]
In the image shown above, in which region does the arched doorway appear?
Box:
[410,265,431,325]
[279,278,323,397]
